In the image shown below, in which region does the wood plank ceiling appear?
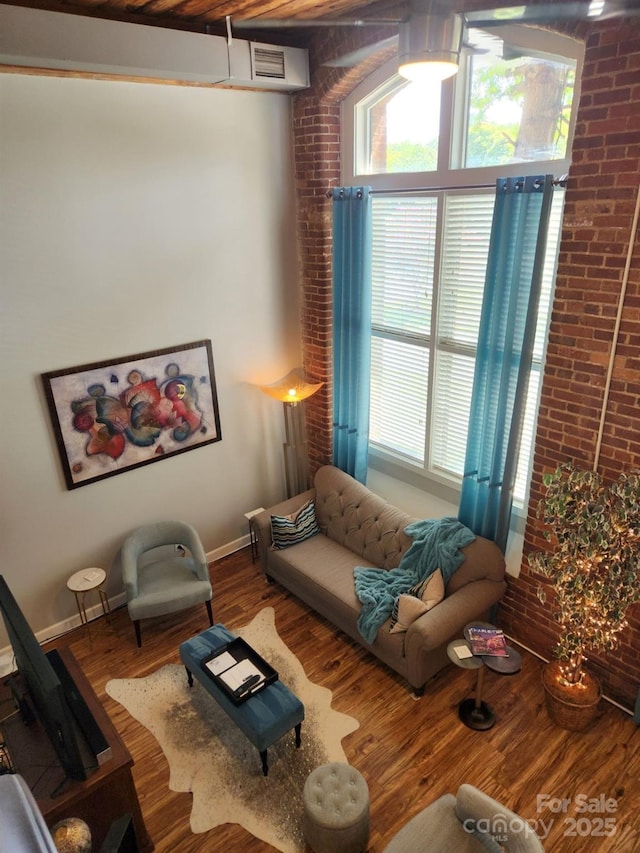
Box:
[0,0,408,45]
[0,1,597,47]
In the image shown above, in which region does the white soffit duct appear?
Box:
[0,4,310,91]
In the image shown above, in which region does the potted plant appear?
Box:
[528,462,640,731]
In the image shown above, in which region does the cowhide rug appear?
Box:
[106,607,360,852]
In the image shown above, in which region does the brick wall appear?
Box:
[293,30,395,476]
[499,21,640,709]
[292,20,640,709]
[293,91,338,473]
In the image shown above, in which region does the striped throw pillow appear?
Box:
[271,499,320,550]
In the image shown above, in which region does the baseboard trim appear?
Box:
[0,534,251,678]
[206,534,249,564]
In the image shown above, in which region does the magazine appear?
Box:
[467,626,508,657]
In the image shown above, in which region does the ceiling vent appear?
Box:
[229,39,309,90]
[252,46,286,80]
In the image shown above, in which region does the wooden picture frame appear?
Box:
[42,340,221,490]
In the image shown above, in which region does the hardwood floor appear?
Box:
[64,548,640,853]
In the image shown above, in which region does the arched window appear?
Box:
[341,25,583,506]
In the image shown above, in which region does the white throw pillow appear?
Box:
[389,569,445,634]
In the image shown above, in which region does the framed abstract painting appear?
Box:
[42,340,222,490]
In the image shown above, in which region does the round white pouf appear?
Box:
[303,762,370,853]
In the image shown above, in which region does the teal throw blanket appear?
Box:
[353,517,475,644]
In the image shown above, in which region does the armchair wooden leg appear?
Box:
[205,599,213,626]
[134,620,142,648]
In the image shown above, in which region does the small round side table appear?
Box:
[67,567,111,628]
[483,645,522,675]
[464,621,523,676]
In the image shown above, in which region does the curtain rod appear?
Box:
[326,175,567,198]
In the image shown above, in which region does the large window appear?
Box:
[342,25,582,505]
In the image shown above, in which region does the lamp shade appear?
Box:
[259,368,323,403]
[398,13,463,82]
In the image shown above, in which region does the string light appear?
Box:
[531,463,640,689]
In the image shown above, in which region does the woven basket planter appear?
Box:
[542,662,602,732]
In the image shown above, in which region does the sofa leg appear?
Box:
[205,599,213,626]
[134,620,142,648]
[411,685,424,699]
[266,575,275,584]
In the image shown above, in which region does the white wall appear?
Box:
[0,73,301,642]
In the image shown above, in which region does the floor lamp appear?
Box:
[260,369,323,499]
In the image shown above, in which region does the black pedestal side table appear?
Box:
[447,639,496,731]
[448,623,523,731]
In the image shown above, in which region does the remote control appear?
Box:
[234,674,261,696]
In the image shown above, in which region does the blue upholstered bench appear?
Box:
[179,624,305,776]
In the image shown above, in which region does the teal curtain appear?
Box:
[332,186,372,484]
[458,175,555,553]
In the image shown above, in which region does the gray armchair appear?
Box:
[120,521,213,647]
[383,784,544,853]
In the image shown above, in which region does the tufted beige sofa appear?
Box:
[253,466,506,694]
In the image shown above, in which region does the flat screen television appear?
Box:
[0,575,88,783]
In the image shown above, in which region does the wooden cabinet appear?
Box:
[1,646,153,852]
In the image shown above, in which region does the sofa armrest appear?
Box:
[253,489,316,572]
[404,578,507,683]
